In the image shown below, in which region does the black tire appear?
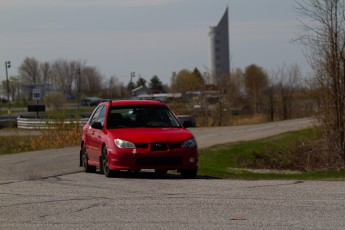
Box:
[102,147,117,177]
[81,145,96,173]
[180,168,197,179]
[99,156,104,174]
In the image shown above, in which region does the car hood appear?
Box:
[106,127,194,143]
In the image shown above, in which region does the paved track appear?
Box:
[2,118,345,230]
[191,117,314,148]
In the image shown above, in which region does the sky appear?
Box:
[0,0,307,85]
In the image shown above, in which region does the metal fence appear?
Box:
[4,114,195,129]
[17,117,89,129]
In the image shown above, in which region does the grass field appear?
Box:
[198,128,345,180]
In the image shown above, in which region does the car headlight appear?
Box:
[114,139,135,149]
[181,138,197,148]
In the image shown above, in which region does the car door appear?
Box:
[91,105,106,161]
[86,105,105,162]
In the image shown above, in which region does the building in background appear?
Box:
[208,7,230,85]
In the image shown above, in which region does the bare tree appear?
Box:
[50,59,80,94]
[81,66,103,96]
[244,64,268,114]
[51,59,70,92]
[40,62,51,85]
[265,75,278,122]
[9,76,20,103]
[213,73,237,126]
[230,68,245,110]
[19,57,41,84]
[43,92,66,112]
[103,75,125,99]
[266,64,305,121]
[279,64,301,120]
[296,0,345,162]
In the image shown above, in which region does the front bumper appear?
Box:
[106,147,198,171]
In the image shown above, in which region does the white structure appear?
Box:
[208,7,230,85]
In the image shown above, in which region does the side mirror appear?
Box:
[91,121,103,130]
[183,121,192,128]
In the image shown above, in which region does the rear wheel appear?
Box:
[180,168,197,179]
[81,145,96,173]
[102,147,117,177]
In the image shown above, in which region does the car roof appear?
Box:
[105,100,166,107]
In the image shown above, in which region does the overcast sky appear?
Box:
[0,0,306,85]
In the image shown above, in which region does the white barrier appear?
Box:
[17,117,89,129]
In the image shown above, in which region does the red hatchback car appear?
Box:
[79,100,198,178]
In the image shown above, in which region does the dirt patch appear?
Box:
[228,167,303,175]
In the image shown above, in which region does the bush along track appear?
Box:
[198,128,345,180]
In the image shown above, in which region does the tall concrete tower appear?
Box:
[208,7,229,85]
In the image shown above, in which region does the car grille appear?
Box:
[135,143,181,151]
[136,157,182,166]
[151,143,167,151]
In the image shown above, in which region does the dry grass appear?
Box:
[0,125,82,155]
[29,126,82,150]
[290,136,345,171]
[228,115,266,126]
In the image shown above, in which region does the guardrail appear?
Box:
[17,117,89,129]
[15,114,195,129]
[0,117,17,128]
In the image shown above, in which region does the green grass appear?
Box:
[198,128,345,180]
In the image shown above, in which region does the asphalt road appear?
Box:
[2,118,345,229]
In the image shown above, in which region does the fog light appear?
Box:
[189,157,195,163]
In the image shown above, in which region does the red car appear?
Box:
[79,100,198,178]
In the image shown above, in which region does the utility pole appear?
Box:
[130,72,135,85]
[130,72,135,97]
[76,68,81,113]
[5,61,11,115]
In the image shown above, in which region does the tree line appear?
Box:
[169,64,311,126]
[2,56,311,124]
[2,57,169,102]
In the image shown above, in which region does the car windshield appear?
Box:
[107,105,181,128]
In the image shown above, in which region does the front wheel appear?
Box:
[180,168,197,179]
[81,146,96,173]
[102,147,118,177]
